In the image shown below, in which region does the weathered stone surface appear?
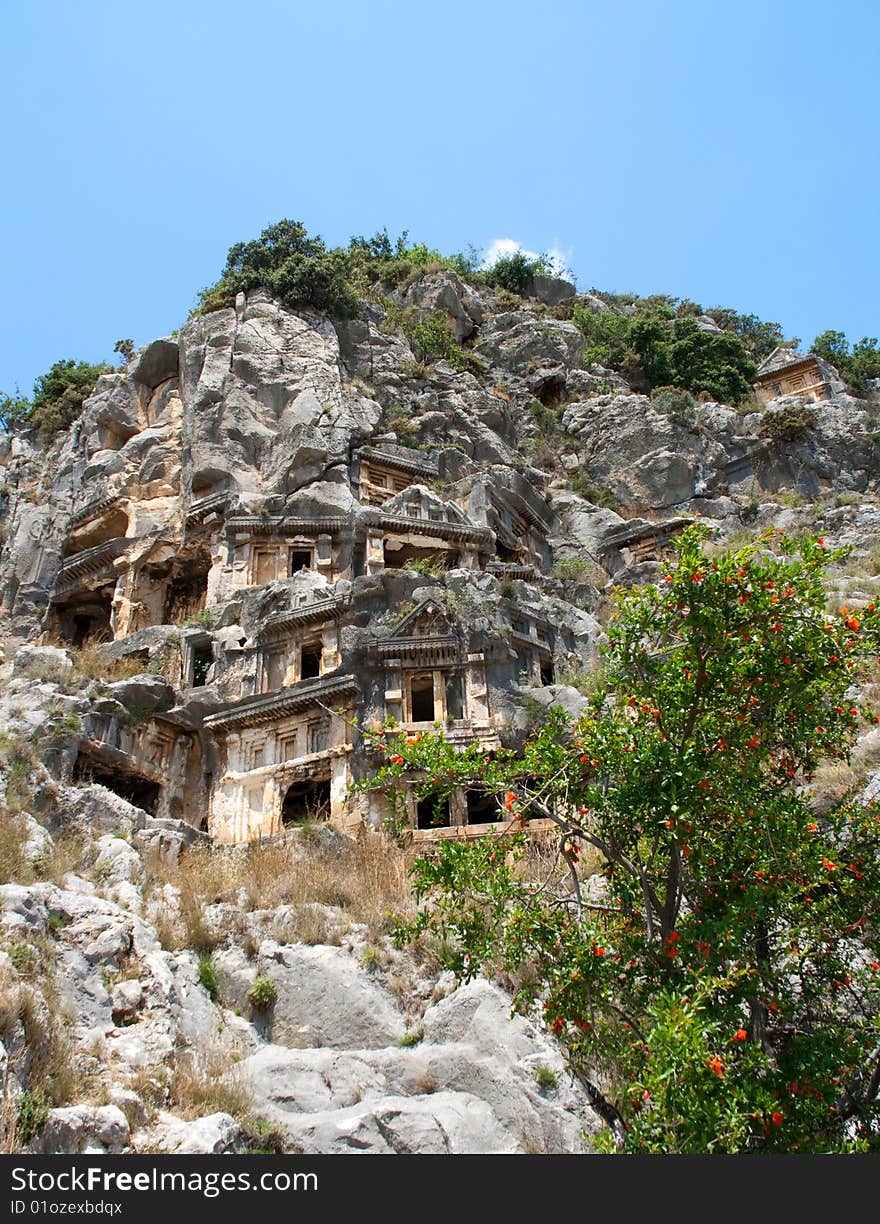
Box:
[29,1105,130,1154]
[147,1112,246,1155]
[527,274,576,306]
[133,339,179,390]
[475,312,585,376]
[111,978,144,1024]
[12,645,72,680]
[256,942,407,1049]
[398,270,485,342]
[286,1091,511,1154]
[105,674,175,714]
[243,981,599,1154]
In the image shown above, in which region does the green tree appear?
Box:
[483,249,550,297]
[705,308,787,361]
[575,310,756,404]
[197,218,361,318]
[113,338,135,365]
[358,526,880,1151]
[2,360,109,441]
[30,359,110,441]
[0,389,32,433]
[813,330,880,397]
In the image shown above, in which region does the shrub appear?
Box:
[535,1065,558,1089]
[551,556,594,581]
[651,386,699,428]
[179,608,216,629]
[483,250,549,297]
[406,311,484,377]
[403,557,445,578]
[23,360,111,442]
[813,330,880,397]
[197,953,219,1002]
[197,219,360,319]
[567,476,619,511]
[246,975,277,1010]
[15,1088,51,1145]
[573,307,755,404]
[758,404,818,442]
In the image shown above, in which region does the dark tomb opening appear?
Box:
[445,673,464,721]
[281,777,331,827]
[74,754,161,815]
[192,647,213,687]
[416,793,451,830]
[351,541,366,579]
[465,789,501,825]
[300,644,322,681]
[60,591,113,647]
[384,542,450,571]
[410,675,435,722]
[540,659,555,686]
[163,564,209,625]
[536,374,566,408]
[289,549,313,574]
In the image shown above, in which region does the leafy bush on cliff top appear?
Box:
[195,220,481,319]
[1,359,110,441]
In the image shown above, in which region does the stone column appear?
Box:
[466,653,489,723]
[365,528,385,575]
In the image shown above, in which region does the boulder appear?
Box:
[475,313,585,377]
[526,275,576,306]
[150,1112,246,1155]
[29,1105,130,1154]
[133,339,179,390]
[12,645,72,681]
[399,270,485,343]
[286,1091,512,1155]
[106,674,174,714]
[256,941,406,1049]
[111,979,144,1025]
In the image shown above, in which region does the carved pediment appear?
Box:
[382,485,468,526]
[388,599,454,640]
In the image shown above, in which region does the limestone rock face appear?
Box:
[243,980,600,1154]
[398,269,485,342]
[28,1106,130,1154]
[475,312,585,377]
[255,941,407,1050]
[3,264,880,1158]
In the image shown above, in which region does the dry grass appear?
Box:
[145,832,416,946]
[810,729,880,814]
[514,829,604,887]
[0,813,30,885]
[64,642,147,684]
[0,959,76,1151]
[167,1046,252,1122]
[30,832,85,887]
[288,903,345,946]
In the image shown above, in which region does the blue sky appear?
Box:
[2,0,878,397]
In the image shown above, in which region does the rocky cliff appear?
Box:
[1,265,879,1153]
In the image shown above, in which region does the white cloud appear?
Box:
[482,237,573,280]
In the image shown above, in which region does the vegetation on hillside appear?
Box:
[572,299,758,404]
[359,526,880,1152]
[0,359,110,442]
[2,219,874,446]
[812,330,880,397]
